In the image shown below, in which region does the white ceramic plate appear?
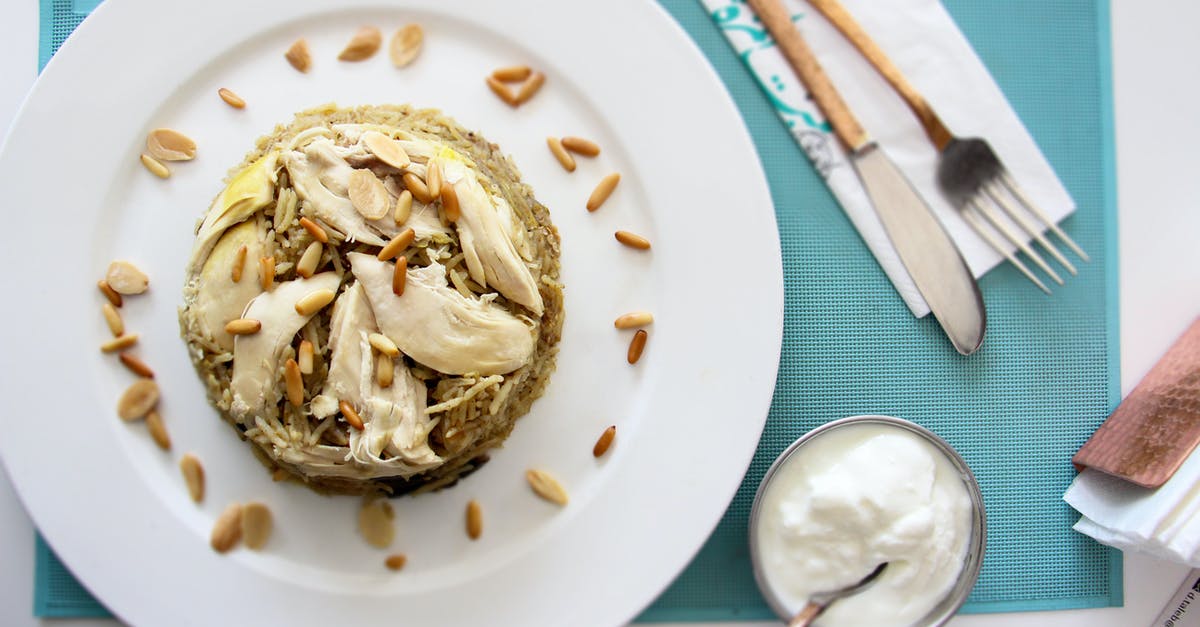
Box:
[0,1,782,624]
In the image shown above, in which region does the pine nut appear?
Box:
[369,332,400,357]
[615,230,651,250]
[146,409,171,450]
[140,153,170,178]
[101,334,139,353]
[284,358,303,406]
[241,502,273,550]
[394,190,413,225]
[296,241,322,278]
[441,181,460,222]
[218,88,246,109]
[402,172,434,204]
[231,244,247,282]
[426,161,442,197]
[562,136,601,157]
[118,353,155,378]
[102,303,124,336]
[614,311,653,329]
[492,65,532,82]
[294,288,335,316]
[210,503,243,553]
[377,353,394,388]
[340,400,365,431]
[593,425,616,458]
[392,256,408,296]
[260,256,275,291]
[298,340,314,374]
[377,228,415,261]
[299,217,329,243]
[587,173,620,212]
[525,469,569,506]
[224,318,262,335]
[513,71,545,105]
[627,329,648,364]
[466,500,483,539]
[385,554,407,570]
[97,280,122,307]
[180,454,205,503]
[486,76,518,107]
[547,137,575,172]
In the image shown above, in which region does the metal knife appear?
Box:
[747,0,986,355]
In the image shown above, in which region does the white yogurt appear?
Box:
[755,423,973,627]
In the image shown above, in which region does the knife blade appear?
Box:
[746,0,986,355]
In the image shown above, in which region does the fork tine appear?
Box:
[984,181,1078,276]
[970,197,1064,285]
[998,170,1091,262]
[961,203,1051,294]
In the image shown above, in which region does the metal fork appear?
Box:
[808,0,1089,294]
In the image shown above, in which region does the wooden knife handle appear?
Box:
[807,0,953,150]
[746,0,870,151]
[787,601,825,627]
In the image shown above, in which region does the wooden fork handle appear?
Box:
[788,601,825,627]
[746,0,870,152]
[807,0,953,150]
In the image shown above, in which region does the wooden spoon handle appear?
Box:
[807,0,953,150]
[746,0,870,152]
[787,601,825,627]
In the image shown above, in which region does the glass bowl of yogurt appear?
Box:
[749,415,985,627]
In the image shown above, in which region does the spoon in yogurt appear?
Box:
[789,562,889,627]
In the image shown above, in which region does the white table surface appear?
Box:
[2,1,1197,625]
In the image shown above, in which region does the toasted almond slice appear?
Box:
[260,256,275,291]
[117,378,159,421]
[368,332,400,357]
[179,454,205,503]
[140,153,170,178]
[392,256,408,296]
[359,497,395,548]
[562,136,601,157]
[514,71,546,105]
[225,318,262,335]
[241,502,273,550]
[231,244,248,282]
[593,425,617,458]
[298,217,329,243]
[627,329,648,364]
[339,26,382,61]
[393,189,413,225]
[376,353,394,388]
[349,169,393,220]
[102,303,124,337]
[298,340,314,375]
[547,137,575,172]
[363,131,411,170]
[97,280,123,307]
[146,409,171,450]
[425,161,442,198]
[295,289,336,316]
[614,311,653,329]
[284,358,303,407]
[525,469,568,506]
[389,24,423,67]
[466,500,483,540]
[146,128,196,162]
[118,353,155,378]
[586,172,620,212]
[340,400,365,431]
[440,181,461,223]
[211,503,243,553]
[285,38,312,72]
[296,241,323,278]
[218,87,246,109]
[485,76,518,107]
[402,172,434,204]
[615,230,651,250]
[492,65,532,82]
[377,227,415,261]
[106,260,149,295]
[101,334,139,353]
[384,554,408,571]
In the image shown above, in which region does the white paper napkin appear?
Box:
[1065,448,1200,567]
[701,0,1076,317]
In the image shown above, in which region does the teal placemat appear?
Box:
[35,0,1120,620]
